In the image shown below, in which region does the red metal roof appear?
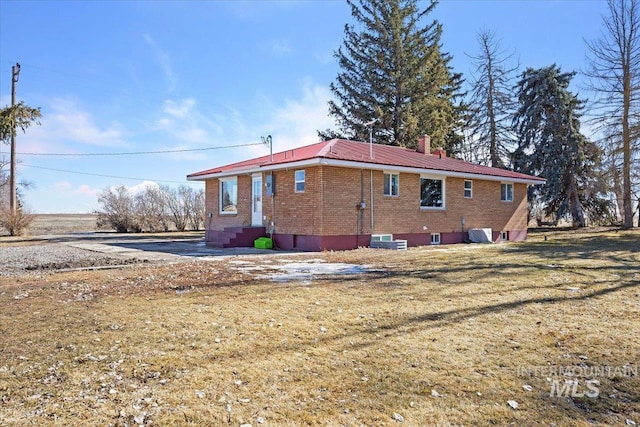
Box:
[187,139,545,182]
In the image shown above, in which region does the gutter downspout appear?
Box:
[370,170,374,230]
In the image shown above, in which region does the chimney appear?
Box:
[417,134,431,154]
[432,147,447,158]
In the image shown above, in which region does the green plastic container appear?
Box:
[254,237,273,249]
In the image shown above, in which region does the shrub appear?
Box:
[0,207,34,236]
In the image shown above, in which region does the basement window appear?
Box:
[219,177,238,214]
[383,172,399,196]
[430,233,441,245]
[371,234,393,242]
[501,231,509,241]
[295,170,306,193]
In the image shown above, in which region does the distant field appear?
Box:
[0,228,638,426]
[26,213,102,236]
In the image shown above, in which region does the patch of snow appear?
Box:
[256,261,372,282]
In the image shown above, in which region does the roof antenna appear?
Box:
[261,135,273,163]
[364,119,378,159]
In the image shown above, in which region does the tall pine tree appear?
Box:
[512,65,611,227]
[320,0,464,153]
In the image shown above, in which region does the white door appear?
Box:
[251,175,263,226]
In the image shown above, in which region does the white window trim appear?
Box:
[371,234,393,242]
[501,182,514,202]
[383,171,400,197]
[219,176,238,215]
[430,233,441,245]
[420,175,446,210]
[295,170,306,193]
[464,180,473,199]
[501,231,509,241]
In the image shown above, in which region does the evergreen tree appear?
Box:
[466,30,517,168]
[512,65,612,227]
[0,101,41,144]
[320,0,465,153]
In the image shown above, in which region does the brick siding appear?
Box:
[205,165,528,241]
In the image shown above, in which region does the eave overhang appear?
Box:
[188,158,545,185]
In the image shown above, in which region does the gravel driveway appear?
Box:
[0,244,143,276]
[0,233,284,276]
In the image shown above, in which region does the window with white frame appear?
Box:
[430,233,441,245]
[295,170,306,193]
[420,177,445,208]
[501,183,513,202]
[371,234,393,242]
[219,177,238,214]
[501,231,509,241]
[383,172,399,196]
[464,180,473,198]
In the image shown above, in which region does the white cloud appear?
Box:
[270,40,292,56]
[266,81,335,151]
[144,34,176,92]
[74,184,100,197]
[125,180,159,195]
[20,99,128,153]
[146,81,336,166]
[195,80,336,161]
[32,181,103,213]
[53,180,100,197]
[152,98,223,148]
[54,181,73,192]
[163,99,196,118]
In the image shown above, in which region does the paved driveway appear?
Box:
[54,233,282,262]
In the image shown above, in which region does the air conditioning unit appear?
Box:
[468,228,492,243]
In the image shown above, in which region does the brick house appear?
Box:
[187,137,545,251]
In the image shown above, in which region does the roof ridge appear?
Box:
[187,138,545,183]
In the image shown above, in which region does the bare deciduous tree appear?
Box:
[135,186,170,232]
[163,185,188,232]
[585,0,640,228]
[96,184,204,233]
[96,185,138,233]
[466,29,518,168]
[0,156,35,236]
[180,186,205,231]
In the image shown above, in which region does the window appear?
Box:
[371,234,393,242]
[383,172,399,196]
[420,177,444,208]
[501,231,509,241]
[295,170,305,193]
[501,183,513,202]
[430,233,441,245]
[219,177,238,214]
[464,180,473,198]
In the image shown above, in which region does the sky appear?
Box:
[0,0,611,213]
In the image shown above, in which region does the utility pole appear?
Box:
[9,63,20,214]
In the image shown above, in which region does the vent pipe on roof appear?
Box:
[365,118,378,159]
[261,135,273,163]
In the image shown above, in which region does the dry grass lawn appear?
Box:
[0,229,638,426]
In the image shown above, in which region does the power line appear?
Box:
[22,164,192,184]
[16,142,263,156]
